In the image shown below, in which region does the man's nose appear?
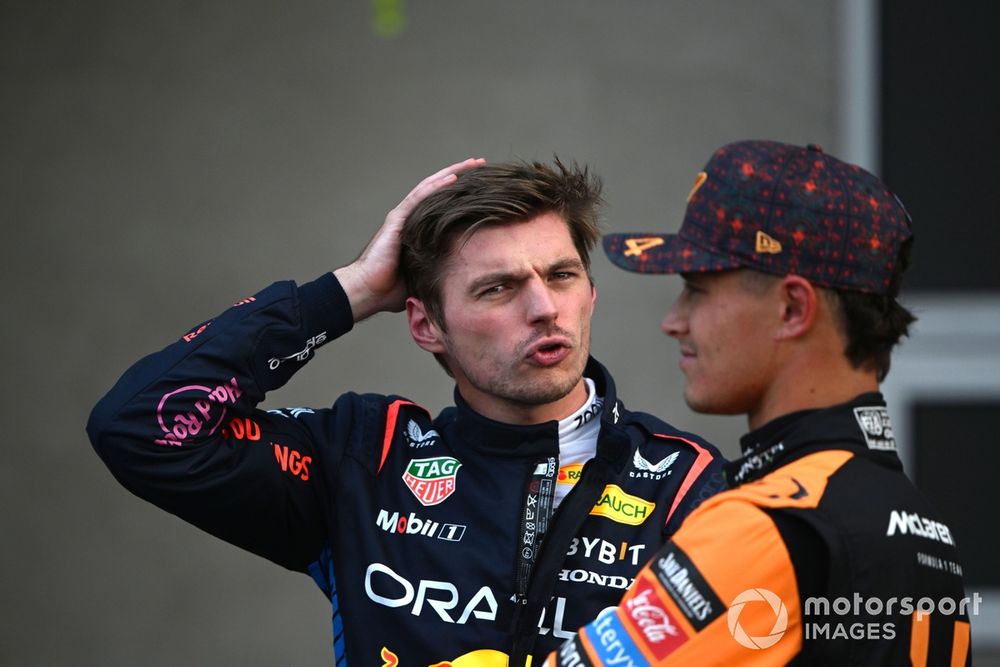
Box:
[526,280,559,324]
[661,300,686,338]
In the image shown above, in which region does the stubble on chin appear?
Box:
[518,376,580,406]
[497,350,588,407]
[490,367,579,406]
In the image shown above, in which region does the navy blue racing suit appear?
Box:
[88,272,725,665]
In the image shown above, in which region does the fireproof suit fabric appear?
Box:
[87,272,725,666]
[546,395,971,666]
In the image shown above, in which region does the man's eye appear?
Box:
[479,285,506,297]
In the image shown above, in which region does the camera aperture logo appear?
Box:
[727,588,789,649]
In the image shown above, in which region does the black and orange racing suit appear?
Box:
[547,394,971,666]
[87,273,725,665]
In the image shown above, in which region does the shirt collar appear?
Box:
[726,392,902,486]
[450,356,628,462]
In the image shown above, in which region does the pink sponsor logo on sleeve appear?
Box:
[154,377,243,447]
[182,322,211,343]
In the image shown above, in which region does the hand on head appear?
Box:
[335,158,486,322]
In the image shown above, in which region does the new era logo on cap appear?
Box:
[603,140,913,295]
[755,231,782,255]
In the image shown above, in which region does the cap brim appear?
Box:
[602,232,742,275]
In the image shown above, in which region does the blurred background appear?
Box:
[2,0,997,664]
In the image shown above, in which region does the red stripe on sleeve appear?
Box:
[659,435,715,528]
[379,400,416,475]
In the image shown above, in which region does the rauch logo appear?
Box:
[590,484,655,525]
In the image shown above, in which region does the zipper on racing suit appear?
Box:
[514,456,558,603]
[507,425,629,665]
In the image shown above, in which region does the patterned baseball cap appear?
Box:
[603,140,913,295]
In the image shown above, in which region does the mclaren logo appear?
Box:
[631,450,679,480]
[886,510,955,545]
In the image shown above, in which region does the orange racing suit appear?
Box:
[547,394,971,666]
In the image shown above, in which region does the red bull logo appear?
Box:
[382,647,530,666]
[402,456,462,506]
[432,649,532,666]
[380,647,399,667]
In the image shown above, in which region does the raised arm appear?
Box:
[335,157,485,321]
[87,158,484,571]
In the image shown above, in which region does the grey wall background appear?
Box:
[2,1,961,664]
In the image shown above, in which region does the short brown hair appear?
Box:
[823,238,917,382]
[742,237,917,382]
[739,238,917,382]
[400,158,603,328]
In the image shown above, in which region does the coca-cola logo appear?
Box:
[622,577,689,659]
[627,587,678,642]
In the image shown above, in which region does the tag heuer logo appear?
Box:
[402,456,462,506]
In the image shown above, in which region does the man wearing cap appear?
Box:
[546,140,970,665]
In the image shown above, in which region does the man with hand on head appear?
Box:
[88,158,723,665]
[547,140,969,665]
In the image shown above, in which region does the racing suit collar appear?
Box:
[726,392,903,486]
[452,387,560,457]
[451,356,629,463]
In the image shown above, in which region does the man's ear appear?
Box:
[775,274,819,340]
[406,297,446,353]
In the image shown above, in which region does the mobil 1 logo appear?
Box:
[376,508,466,542]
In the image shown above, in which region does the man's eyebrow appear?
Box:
[549,258,586,273]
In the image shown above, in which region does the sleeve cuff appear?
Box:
[297,272,356,341]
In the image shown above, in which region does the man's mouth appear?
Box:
[678,345,696,371]
[526,337,572,367]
